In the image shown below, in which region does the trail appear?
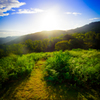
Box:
[1,60,48,100]
[13,60,48,100]
[1,60,99,100]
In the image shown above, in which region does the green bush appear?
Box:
[0,52,53,88]
[72,48,83,51]
[44,50,100,87]
[26,52,53,61]
[0,54,35,88]
[45,50,72,83]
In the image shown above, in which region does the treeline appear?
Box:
[0,31,100,58]
[0,36,63,58]
[56,31,100,50]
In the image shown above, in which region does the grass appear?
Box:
[0,54,35,89]
[0,52,53,89]
[44,50,100,87]
[0,49,100,100]
[0,59,99,100]
[0,60,47,100]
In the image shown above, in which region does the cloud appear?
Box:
[0,0,26,16]
[89,17,100,20]
[11,9,16,11]
[65,12,72,14]
[0,30,17,37]
[65,12,81,16]
[12,8,44,14]
[72,12,81,15]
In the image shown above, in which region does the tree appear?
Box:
[25,39,34,53]
[33,40,43,52]
[63,34,74,40]
[55,41,69,51]
[0,49,4,58]
[42,39,49,52]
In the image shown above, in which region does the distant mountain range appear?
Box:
[66,21,100,34]
[0,36,19,45]
[5,30,67,45]
[0,21,100,45]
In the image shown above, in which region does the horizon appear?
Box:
[0,0,100,37]
[0,20,100,38]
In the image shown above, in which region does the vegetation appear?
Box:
[0,31,100,58]
[44,50,100,87]
[0,52,52,89]
[0,50,100,100]
[0,21,100,99]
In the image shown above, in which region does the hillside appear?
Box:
[0,50,100,100]
[6,30,67,45]
[66,21,100,34]
[0,36,19,45]
[0,21,100,45]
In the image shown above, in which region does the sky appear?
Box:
[0,0,100,37]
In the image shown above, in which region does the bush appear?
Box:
[44,49,100,87]
[72,48,83,51]
[45,50,72,83]
[0,54,35,88]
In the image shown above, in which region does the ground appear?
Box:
[0,60,99,100]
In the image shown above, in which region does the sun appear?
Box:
[38,10,60,31]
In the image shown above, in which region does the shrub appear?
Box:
[45,50,72,83]
[0,54,35,88]
[44,49,100,87]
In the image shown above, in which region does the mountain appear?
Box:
[6,30,67,45]
[1,21,100,45]
[0,36,19,45]
[66,21,100,34]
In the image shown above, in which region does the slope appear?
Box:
[6,30,67,45]
[66,21,100,34]
[0,59,99,100]
[2,21,100,45]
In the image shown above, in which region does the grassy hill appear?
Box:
[0,49,100,100]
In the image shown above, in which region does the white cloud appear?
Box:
[89,17,100,20]
[65,12,72,14]
[0,12,9,16]
[0,0,26,16]
[11,9,16,11]
[12,8,44,14]
[72,12,81,15]
[65,12,81,16]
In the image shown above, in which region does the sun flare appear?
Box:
[38,10,60,31]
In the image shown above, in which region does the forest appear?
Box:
[0,31,100,58]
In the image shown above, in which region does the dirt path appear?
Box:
[1,60,99,100]
[13,60,48,100]
[1,60,48,100]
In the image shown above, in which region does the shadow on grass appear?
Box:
[44,76,100,100]
[0,74,30,100]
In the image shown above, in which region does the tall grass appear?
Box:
[0,52,53,89]
[26,52,53,61]
[44,51,72,83]
[44,50,100,87]
[0,54,35,88]
[1,50,100,89]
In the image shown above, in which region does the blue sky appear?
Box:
[0,0,100,37]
